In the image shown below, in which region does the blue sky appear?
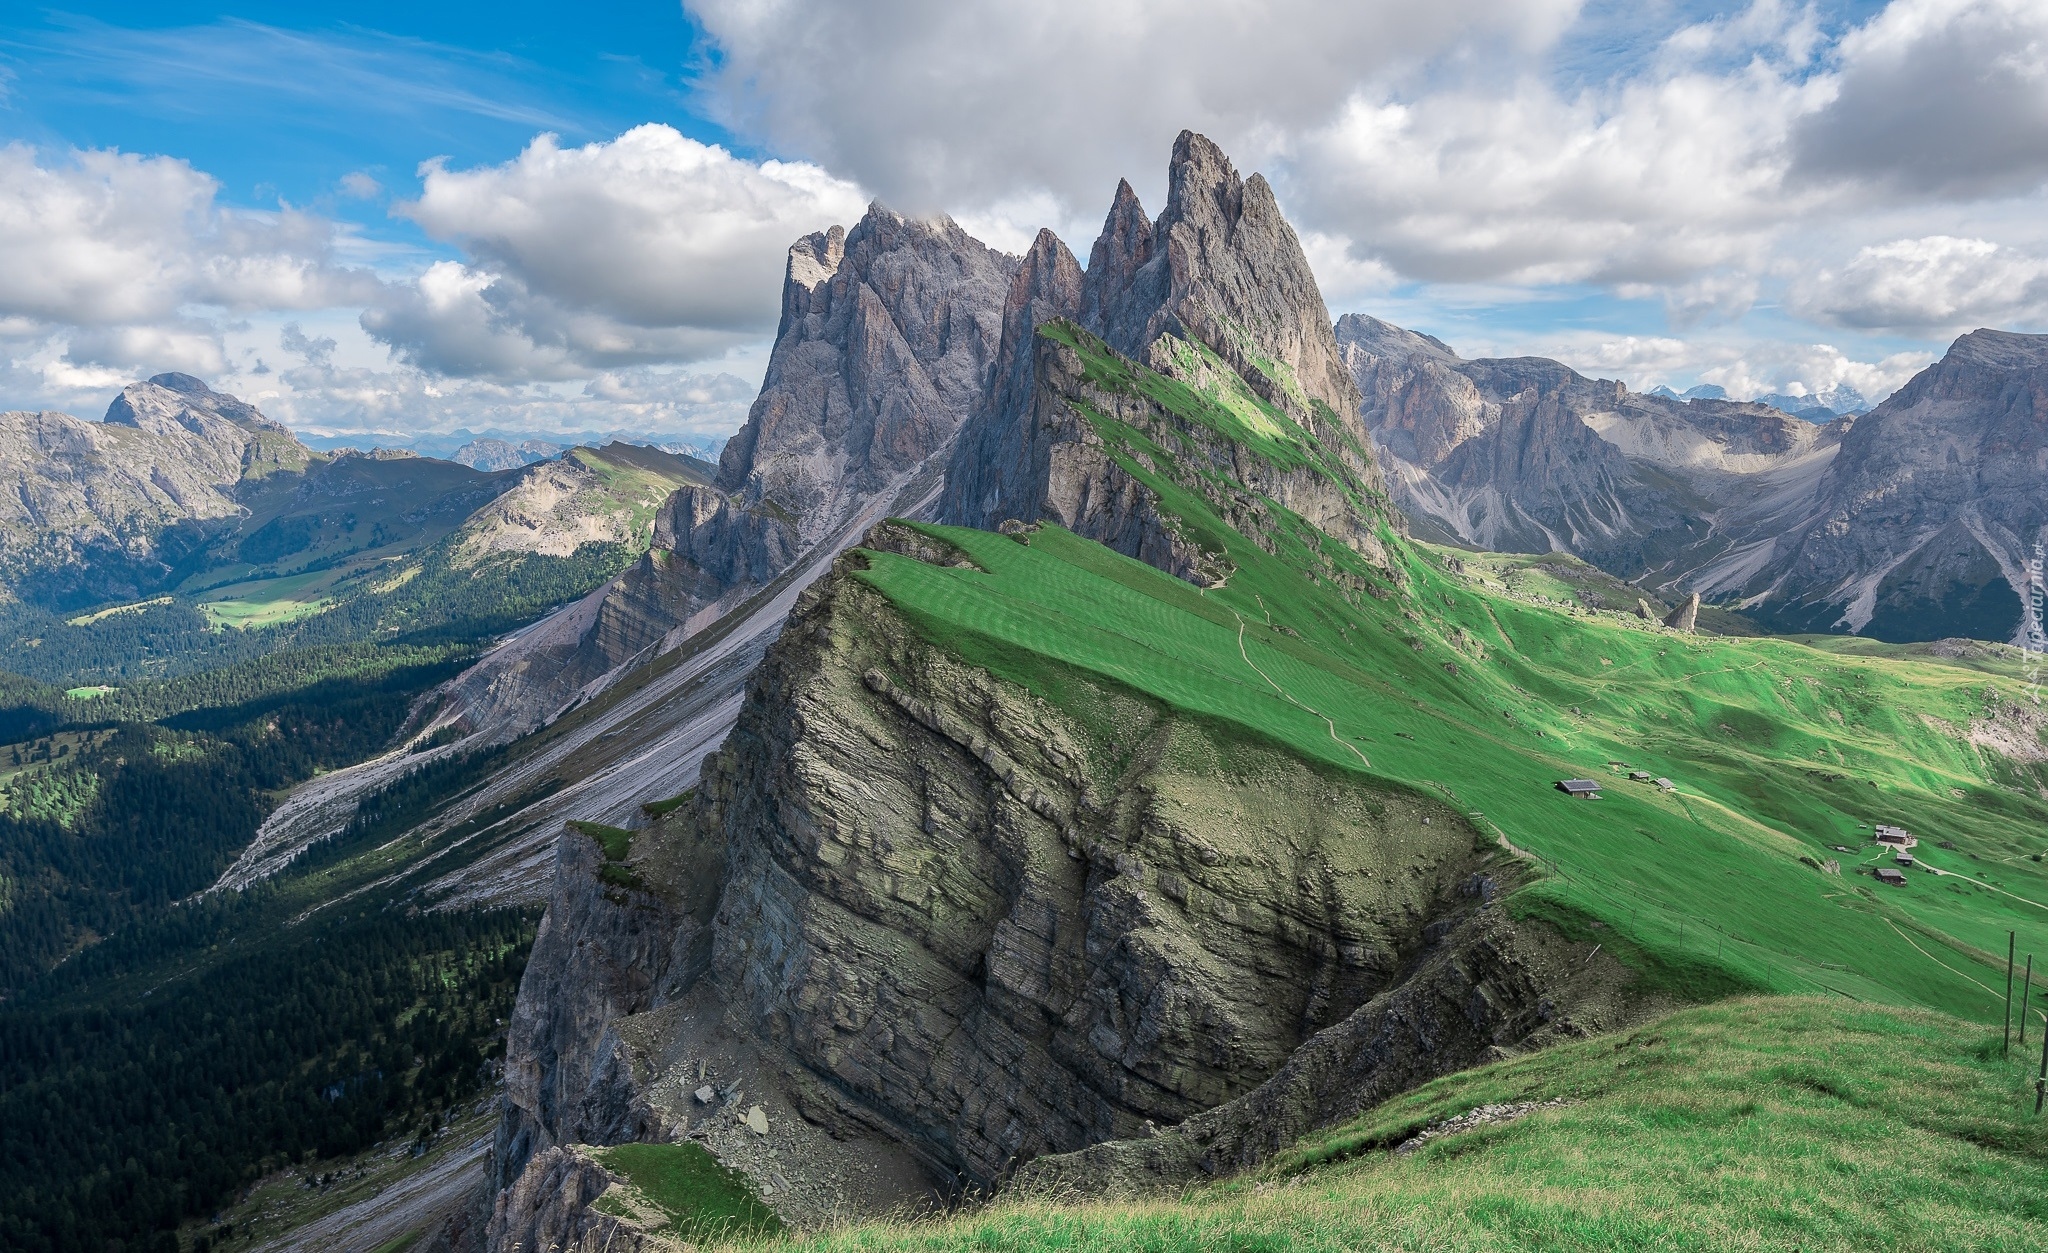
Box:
[2,1,2044,441]
[1,5,724,264]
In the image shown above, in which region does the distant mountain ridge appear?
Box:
[0,373,312,607]
[1341,316,2045,644]
[1647,382,1871,421]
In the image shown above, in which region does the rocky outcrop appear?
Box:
[1086,133,1363,424]
[1737,330,2048,644]
[436,209,1017,742]
[448,445,706,565]
[669,208,1017,617]
[0,374,314,608]
[1663,592,1701,633]
[494,529,1550,1199]
[487,1147,656,1253]
[496,822,721,1189]
[943,132,1400,584]
[486,527,1658,1253]
[1017,906,1649,1193]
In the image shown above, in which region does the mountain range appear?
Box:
[1343,315,2045,644]
[4,131,2047,1253]
[460,133,2044,1252]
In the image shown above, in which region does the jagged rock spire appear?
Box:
[1083,131,1364,425]
[939,229,1084,528]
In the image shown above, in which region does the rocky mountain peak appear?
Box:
[785,225,846,295]
[716,202,1017,502]
[1079,178,1159,332]
[1086,130,1362,424]
[1943,327,2048,370]
[104,374,286,438]
[1334,313,1459,365]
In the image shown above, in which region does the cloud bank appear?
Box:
[9,0,2048,433]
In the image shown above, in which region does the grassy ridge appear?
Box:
[837,326,2047,1022]
[782,998,2048,1251]
[858,517,2048,1022]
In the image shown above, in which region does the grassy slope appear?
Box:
[189,442,708,632]
[785,998,2048,1251]
[849,327,2048,1027]
[594,1143,784,1244]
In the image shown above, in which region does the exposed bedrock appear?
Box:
[492,527,1635,1210]
[1018,906,1649,1194]
[437,207,1016,741]
[942,131,1400,584]
[486,1146,656,1253]
[494,821,722,1190]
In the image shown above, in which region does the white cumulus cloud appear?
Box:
[1794,235,2048,331]
[0,142,375,383]
[364,125,868,379]
[685,0,1577,215]
[1792,0,2048,198]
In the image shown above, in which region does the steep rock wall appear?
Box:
[437,209,1015,740]
[944,133,1399,584]
[495,823,721,1189]
[688,537,1499,1186]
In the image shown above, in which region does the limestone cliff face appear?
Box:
[943,132,1399,584]
[495,825,720,1189]
[1019,906,1647,1193]
[487,1147,657,1253]
[700,571,1499,1184]
[494,528,1552,1202]
[1338,312,1833,578]
[439,209,1017,741]
[1086,133,1363,426]
[0,374,313,607]
[1741,330,2048,643]
[487,529,1652,1252]
[661,207,1018,617]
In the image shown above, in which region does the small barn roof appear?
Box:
[1875,867,1906,884]
[1557,779,1603,795]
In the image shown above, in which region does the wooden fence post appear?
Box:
[2006,931,2016,1058]
[2036,1011,2048,1116]
[2023,956,2035,1048]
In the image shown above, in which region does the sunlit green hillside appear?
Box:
[849,328,2048,1025]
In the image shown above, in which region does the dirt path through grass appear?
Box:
[1884,916,2004,1000]
[1232,611,1372,770]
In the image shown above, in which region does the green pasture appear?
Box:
[197,568,336,629]
[593,1142,783,1244]
[842,323,2048,1026]
[858,512,2048,1025]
